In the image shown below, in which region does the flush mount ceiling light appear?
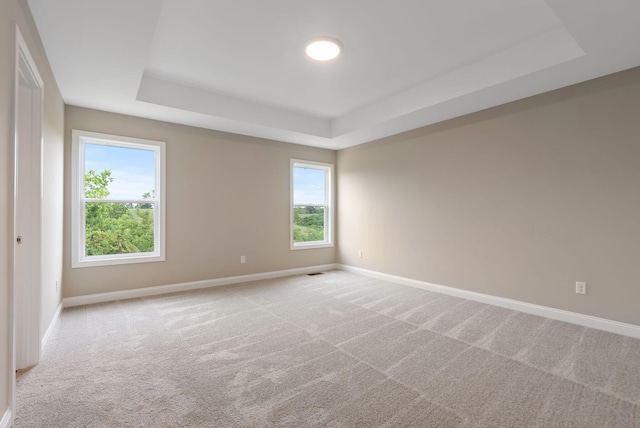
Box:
[305,37,342,61]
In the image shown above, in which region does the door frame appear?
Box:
[9,22,44,422]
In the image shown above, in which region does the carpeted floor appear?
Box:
[15,270,640,427]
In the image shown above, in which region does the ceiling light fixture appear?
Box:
[305,37,342,61]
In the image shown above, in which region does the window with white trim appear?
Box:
[291,159,333,249]
[71,130,166,267]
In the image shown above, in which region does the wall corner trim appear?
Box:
[41,302,63,352]
[62,264,339,308]
[337,264,640,339]
[0,409,12,428]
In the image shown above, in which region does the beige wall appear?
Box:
[63,107,335,298]
[337,67,640,326]
[40,72,64,336]
[1,0,64,421]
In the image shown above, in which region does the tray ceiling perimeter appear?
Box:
[27,0,640,149]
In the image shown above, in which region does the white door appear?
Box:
[12,26,43,373]
[14,80,41,370]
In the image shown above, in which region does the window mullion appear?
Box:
[84,198,157,204]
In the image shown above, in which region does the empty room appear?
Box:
[1,0,640,427]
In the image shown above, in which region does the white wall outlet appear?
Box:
[357,250,363,258]
[55,280,58,291]
[240,255,246,264]
[575,281,587,295]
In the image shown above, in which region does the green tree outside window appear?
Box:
[84,169,155,256]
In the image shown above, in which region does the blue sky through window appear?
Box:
[293,166,326,205]
[85,143,155,200]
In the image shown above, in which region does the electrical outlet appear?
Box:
[240,255,246,264]
[357,250,363,258]
[575,281,587,295]
[55,280,58,292]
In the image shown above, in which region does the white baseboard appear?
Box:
[61,262,640,339]
[63,264,338,308]
[0,409,12,428]
[338,264,640,339]
[41,302,63,352]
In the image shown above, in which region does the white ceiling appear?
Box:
[27,0,640,149]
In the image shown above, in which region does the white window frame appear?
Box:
[71,130,166,268]
[290,159,334,250]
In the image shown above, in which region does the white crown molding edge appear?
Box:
[0,409,12,428]
[41,302,63,353]
[62,264,339,308]
[337,264,640,339]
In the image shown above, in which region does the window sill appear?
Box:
[72,253,165,268]
[290,242,334,251]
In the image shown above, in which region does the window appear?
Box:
[291,159,333,249]
[71,130,166,267]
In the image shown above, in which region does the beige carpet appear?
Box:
[15,270,640,427]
